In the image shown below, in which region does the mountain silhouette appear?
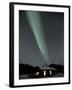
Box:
[19,63,41,75]
[49,64,64,73]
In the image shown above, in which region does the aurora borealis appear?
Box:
[26,11,49,65]
[19,10,64,67]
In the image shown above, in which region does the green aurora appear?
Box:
[26,11,49,65]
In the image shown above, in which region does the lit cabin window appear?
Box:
[50,70,52,75]
[35,72,39,75]
[44,70,46,76]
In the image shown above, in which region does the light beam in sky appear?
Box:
[26,11,50,65]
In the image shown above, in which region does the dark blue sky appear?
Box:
[19,10,64,67]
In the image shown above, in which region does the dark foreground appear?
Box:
[19,63,64,79]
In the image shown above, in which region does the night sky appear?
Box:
[19,10,64,67]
